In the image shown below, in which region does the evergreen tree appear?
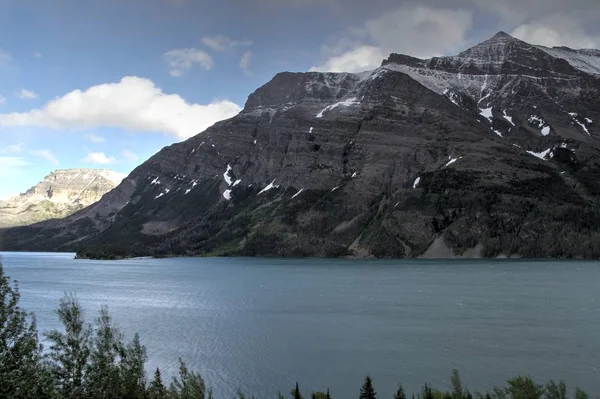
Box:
[505,376,544,399]
[545,380,566,399]
[327,388,332,399]
[169,358,210,399]
[421,384,434,399]
[291,382,304,399]
[574,388,589,399]
[0,262,52,399]
[120,333,148,398]
[451,370,464,399]
[85,306,125,398]
[45,294,92,399]
[360,376,377,399]
[148,368,167,399]
[394,384,406,399]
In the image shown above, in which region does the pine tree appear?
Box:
[85,306,125,398]
[45,293,92,399]
[394,384,406,399]
[120,333,148,398]
[327,388,331,399]
[0,262,52,399]
[545,380,567,399]
[574,388,589,399]
[360,376,377,399]
[506,376,544,399]
[451,369,464,399]
[148,368,167,399]
[169,358,209,399]
[421,384,434,399]
[291,382,304,399]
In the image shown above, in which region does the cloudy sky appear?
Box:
[0,0,599,199]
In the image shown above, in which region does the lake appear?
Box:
[1,252,599,398]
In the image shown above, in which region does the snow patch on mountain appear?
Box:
[503,110,515,126]
[480,107,493,123]
[258,180,279,194]
[537,46,600,76]
[316,97,360,118]
[527,148,553,160]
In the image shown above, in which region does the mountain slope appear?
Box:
[0,169,125,228]
[2,32,600,259]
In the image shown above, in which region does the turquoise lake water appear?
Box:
[1,252,599,397]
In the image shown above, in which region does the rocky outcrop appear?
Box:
[0,169,125,228]
[2,32,600,259]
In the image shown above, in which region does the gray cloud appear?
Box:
[308,0,600,73]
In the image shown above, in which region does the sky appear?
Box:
[1,0,599,199]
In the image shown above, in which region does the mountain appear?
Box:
[0,169,125,228]
[2,32,600,259]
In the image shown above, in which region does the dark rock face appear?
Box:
[2,32,600,259]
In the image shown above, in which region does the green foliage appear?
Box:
[545,380,567,399]
[169,358,211,399]
[505,376,546,399]
[292,382,304,399]
[148,368,167,399]
[0,262,50,399]
[394,385,407,399]
[360,376,377,399]
[44,294,92,399]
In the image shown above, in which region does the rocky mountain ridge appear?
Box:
[2,32,600,259]
[0,169,125,228]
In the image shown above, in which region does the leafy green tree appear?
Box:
[420,384,434,399]
[451,370,472,399]
[0,262,52,399]
[85,306,125,398]
[312,391,329,399]
[120,333,148,398]
[574,388,589,399]
[545,380,566,399]
[291,382,304,399]
[394,385,407,399]
[169,358,211,399]
[45,294,92,399]
[505,376,545,399]
[148,367,167,399]
[360,376,377,399]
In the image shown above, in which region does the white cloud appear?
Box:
[0,49,11,65]
[0,76,241,139]
[0,157,28,177]
[310,45,385,73]
[164,48,214,77]
[240,51,254,76]
[310,5,473,72]
[121,149,139,162]
[0,143,25,154]
[33,52,42,58]
[30,149,59,165]
[202,35,253,52]
[82,152,117,165]
[0,95,5,105]
[511,16,600,48]
[17,89,38,100]
[84,133,105,143]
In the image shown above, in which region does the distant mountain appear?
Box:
[0,169,125,228]
[2,32,600,259]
